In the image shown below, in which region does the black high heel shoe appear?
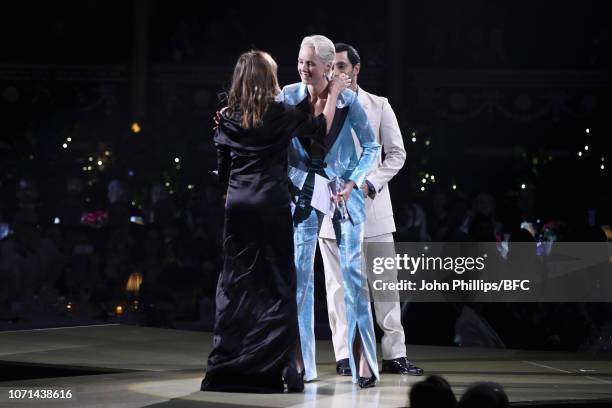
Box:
[282,366,304,392]
[357,375,377,389]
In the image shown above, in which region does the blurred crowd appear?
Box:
[0,176,224,328]
[1,172,610,352]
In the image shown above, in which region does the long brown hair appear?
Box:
[227,50,281,129]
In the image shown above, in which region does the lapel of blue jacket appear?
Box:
[324,88,356,177]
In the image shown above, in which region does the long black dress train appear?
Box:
[201,101,327,393]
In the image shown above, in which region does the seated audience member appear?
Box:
[458,381,509,408]
[409,375,457,408]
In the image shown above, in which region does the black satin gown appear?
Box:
[201,101,326,393]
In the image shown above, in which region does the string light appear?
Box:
[97,160,103,166]
[174,157,180,163]
[521,183,526,190]
[452,184,457,190]
[187,184,195,190]
[586,128,590,134]
[62,143,68,149]
[420,186,425,192]
[584,145,589,151]
[412,136,417,143]
[421,178,427,184]
[578,151,583,157]
[131,122,141,133]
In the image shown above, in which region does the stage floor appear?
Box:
[1,324,612,407]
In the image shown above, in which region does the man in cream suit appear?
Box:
[319,43,423,376]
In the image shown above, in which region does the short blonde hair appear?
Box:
[300,35,335,66]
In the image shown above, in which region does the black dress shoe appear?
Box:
[357,375,377,388]
[381,357,424,375]
[282,366,304,392]
[336,358,351,376]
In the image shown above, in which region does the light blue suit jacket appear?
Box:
[277,83,380,226]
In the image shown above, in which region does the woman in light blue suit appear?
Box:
[277,35,381,388]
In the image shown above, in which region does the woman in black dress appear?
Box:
[200,50,349,393]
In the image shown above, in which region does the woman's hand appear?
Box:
[328,73,351,96]
[332,180,356,204]
[213,107,228,129]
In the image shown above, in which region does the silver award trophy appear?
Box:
[329,176,348,221]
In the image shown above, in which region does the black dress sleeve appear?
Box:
[214,129,231,192]
[286,108,330,151]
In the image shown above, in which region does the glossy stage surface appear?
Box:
[1,324,612,407]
